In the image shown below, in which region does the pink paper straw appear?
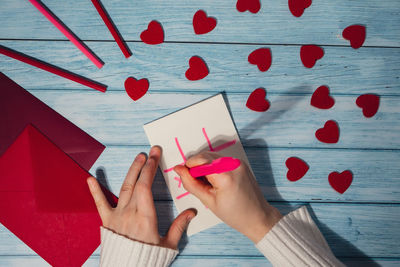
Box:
[29,0,104,68]
[91,0,132,58]
[0,45,107,92]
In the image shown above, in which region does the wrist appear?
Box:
[247,205,282,243]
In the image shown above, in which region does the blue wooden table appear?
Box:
[1,0,399,266]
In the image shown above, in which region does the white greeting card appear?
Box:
[143,94,251,235]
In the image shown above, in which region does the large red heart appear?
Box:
[185,56,209,81]
[289,0,312,17]
[193,10,217,35]
[311,85,335,109]
[140,20,164,45]
[124,77,149,101]
[342,25,366,49]
[246,88,270,112]
[356,94,380,118]
[300,45,324,68]
[315,120,339,143]
[248,48,272,72]
[286,157,309,182]
[236,0,261,14]
[328,170,353,194]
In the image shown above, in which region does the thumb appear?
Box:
[163,209,196,249]
[174,165,214,205]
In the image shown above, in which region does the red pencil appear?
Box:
[91,0,132,58]
[0,45,107,92]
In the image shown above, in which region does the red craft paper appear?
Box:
[0,46,107,92]
[356,94,379,118]
[193,10,217,35]
[328,170,353,194]
[310,85,335,109]
[315,120,340,144]
[236,0,261,13]
[288,0,312,18]
[124,77,149,101]
[246,88,270,112]
[248,48,272,72]
[185,56,209,81]
[285,157,309,182]
[0,72,105,170]
[140,20,164,45]
[300,45,324,68]
[189,157,241,178]
[342,25,366,49]
[0,124,117,267]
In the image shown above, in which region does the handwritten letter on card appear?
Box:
[143,94,252,235]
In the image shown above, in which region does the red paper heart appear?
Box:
[342,25,366,49]
[356,94,380,118]
[185,56,209,81]
[246,88,270,112]
[300,45,324,68]
[289,0,312,17]
[193,10,217,35]
[248,48,272,72]
[315,120,339,143]
[236,0,261,13]
[328,170,353,194]
[124,77,149,101]
[311,85,335,109]
[286,157,309,182]
[140,20,164,45]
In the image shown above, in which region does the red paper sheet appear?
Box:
[0,72,104,170]
[0,124,117,266]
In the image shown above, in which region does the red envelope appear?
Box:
[0,124,117,267]
[0,72,104,170]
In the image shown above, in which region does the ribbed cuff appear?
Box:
[255,206,344,267]
[100,227,178,267]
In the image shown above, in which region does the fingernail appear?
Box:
[150,146,161,156]
[87,177,93,187]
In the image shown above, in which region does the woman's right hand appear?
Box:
[174,151,282,243]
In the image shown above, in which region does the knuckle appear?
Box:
[120,182,134,193]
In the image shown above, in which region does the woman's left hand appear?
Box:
[87,146,196,249]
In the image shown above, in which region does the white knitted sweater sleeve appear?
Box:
[99,227,178,267]
[255,206,344,267]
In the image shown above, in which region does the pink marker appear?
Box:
[189,157,241,178]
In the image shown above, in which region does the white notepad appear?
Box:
[143,94,252,235]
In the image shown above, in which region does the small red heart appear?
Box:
[315,120,340,144]
[248,48,272,72]
[140,20,164,45]
[342,25,366,49]
[328,170,353,194]
[356,94,380,118]
[311,86,335,109]
[246,88,270,112]
[236,0,261,13]
[185,56,209,81]
[286,157,309,182]
[124,77,149,101]
[193,10,217,35]
[300,45,324,68]
[288,0,312,17]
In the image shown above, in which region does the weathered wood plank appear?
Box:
[1,0,399,46]
[88,145,400,203]
[1,41,399,95]
[11,91,398,150]
[0,203,399,257]
[0,255,399,267]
